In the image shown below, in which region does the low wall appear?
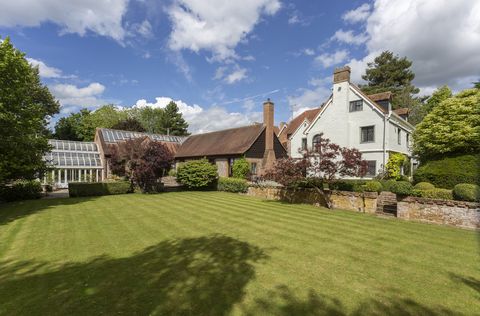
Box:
[246,187,377,214]
[397,197,480,229]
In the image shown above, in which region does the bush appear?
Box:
[453,183,480,202]
[414,188,453,200]
[330,180,366,192]
[364,181,383,192]
[217,177,249,193]
[289,177,324,190]
[414,182,435,190]
[232,158,250,179]
[176,158,218,189]
[413,154,480,189]
[380,179,397,192]
[69,181,133,197]
[389,181,413,195]
[0,180,42,202]
[398,175,410,182]
[168,169,176,177]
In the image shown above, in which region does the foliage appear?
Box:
[379,179,397,192]
[389,181,413,195]
[0,37,59,183]
[217,177,249,193]
[364,181,383,193]
[176,158,218,189]
[414,182,435,190]
[130,107,165,134]
[108,137,174,193]
[413,89,480,161]
[424,85,452,114]
[385,152,406,180]
[168,169,176,177]
[231,158,250,179]
[265,134,366,208]
[413,154,480,189]
[160,101,189,136]
[112,117,145,132]
[0,180,42,202]
[54,109,90,141]
[80,105,127,141]
[360,51,419,109]
[68,181,132,197]
[412,188,453,200]
[453,183,480,202]
[330,180,366,192]
[289,177,324,190]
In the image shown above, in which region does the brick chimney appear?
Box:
[263,98,276,171]
[333,66,351,84]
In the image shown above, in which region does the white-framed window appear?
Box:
[360,126,375,143]
[366,160,376,176]
[349,100,363,112]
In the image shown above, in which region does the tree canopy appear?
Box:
[54,109,90,141]
[0,37,59,183]
[160,102,189,136]
[413,88,480,161]
[112,117,145,132]
[360,51,420,109]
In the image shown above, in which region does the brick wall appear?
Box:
[397,197,480,229]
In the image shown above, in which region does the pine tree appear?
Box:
[161,102,189,136]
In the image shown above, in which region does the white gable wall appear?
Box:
[290,120,310,158]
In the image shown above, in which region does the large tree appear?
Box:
[112,117,145,132]
[409,85,452,126]
[130,107,164,134]
[360,51,420,109]
[160,101,189,136]
[413,88,480,161]
[0,37,59,183]
[80,105,127,140]
[54,109,90,141]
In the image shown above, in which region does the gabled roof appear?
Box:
[394,108,409,116]
[175,124,265,158]
[284,108,321,136]
[367,91,392,102]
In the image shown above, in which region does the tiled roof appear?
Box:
[393,108,410,116]
[367,91,392,102]
[175,124,265,158]
[284,108,321,136]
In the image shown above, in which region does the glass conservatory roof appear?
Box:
[45,140,103,168]
[100,128,187,144]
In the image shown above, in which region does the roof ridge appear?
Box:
[189,123,263,137]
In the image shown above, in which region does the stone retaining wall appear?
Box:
[246,187,377,214]
[397,197,480,229]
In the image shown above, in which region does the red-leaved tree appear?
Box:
[108,137,174,192]
[265,133,367,208]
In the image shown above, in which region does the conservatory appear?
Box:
[43,139,104,188]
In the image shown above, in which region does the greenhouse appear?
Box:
[43,139,105,188]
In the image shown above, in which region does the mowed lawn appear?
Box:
[0,192,478,315]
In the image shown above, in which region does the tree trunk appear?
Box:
[313,186,333,209]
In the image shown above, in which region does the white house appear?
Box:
[288,66,415,178]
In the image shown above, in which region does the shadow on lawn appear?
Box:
[0,196,97,226]
[242,285,458,316]
[0,234,267,316]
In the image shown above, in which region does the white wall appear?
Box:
[289,120,309,158]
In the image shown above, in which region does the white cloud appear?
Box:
[331,29,368,45]
[133,96,262,134]
[26,57,74,78]
[342,3,371,23]
[0,0,129,41]
[166,0,281,61]
[129,20,153,38]
[288,76,331,114]
[50,82,106,109]
[314,50,349,68]
[242,99,256,111]
[288,14,301,25]
[214,65,248,84]
[345,0,480,89]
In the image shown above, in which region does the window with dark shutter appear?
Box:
[366,160,376,176]
[301,138,307,150]
[360,126,375,143]
[312,135,322,152]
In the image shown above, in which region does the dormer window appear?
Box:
[349,100,363,112]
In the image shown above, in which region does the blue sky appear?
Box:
[1,0,479,133]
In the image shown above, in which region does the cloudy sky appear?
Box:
[1,0,479,133]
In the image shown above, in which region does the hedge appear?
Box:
[389,181,413,195]
[329,180,367,192]
[217,177,249,193]
[453,183,480,202]
[414,182,435,190]
[413,154,480,189]
[176,159,218,189]
[412,188,453,200]
[363,181,383,193]
[0,180,43,202]
[69,181,133,197]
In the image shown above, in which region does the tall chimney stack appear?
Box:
[262,98,276,172]
[333,66,351,84]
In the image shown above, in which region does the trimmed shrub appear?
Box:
[380,179,397,192]
[0,180,42,202]
[364,181,383,193]
[416,188,454,200]
[414,182,435,190]
[217,177,249,193]
[413,154,480,189]
[176,158,218,189]
[389,181,413,196]
[330,180,366,192]
[289,177,324,190]
[232,158,250,179]
[453,183,480,202]
[69,181,133,197]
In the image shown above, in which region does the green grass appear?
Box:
[0,192,478,315]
